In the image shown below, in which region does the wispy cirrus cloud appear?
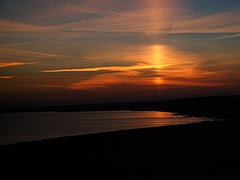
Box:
[1,1,239,34]
[51,1,240,34]
[68,71,156,90]
[41,61,225,90]
[68,68,224,91]
[41,42,237,91]
[0,20,57,32]
[0,61,37,68]
[215,33,240,40]
[1,0,240,104]
[172,9,240,33]
[0,47,64,58]
[41,64,170,73]
[55,0,185,34]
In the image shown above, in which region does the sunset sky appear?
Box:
[0,0,240,107]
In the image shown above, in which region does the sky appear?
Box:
[0,0,240,107]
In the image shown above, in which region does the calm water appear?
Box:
[0,111,210,145]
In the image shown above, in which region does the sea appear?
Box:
[0,111,211,145]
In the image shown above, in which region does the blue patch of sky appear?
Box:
[184,0,240,16]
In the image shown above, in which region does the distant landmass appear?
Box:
[1,95,239,120]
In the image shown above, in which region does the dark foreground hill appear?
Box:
[1,120,239,179]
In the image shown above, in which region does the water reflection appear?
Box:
[0,111,210,145]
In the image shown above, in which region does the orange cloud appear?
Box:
[40,45,193,74]
[0,61,36,68]
[41,63,170,73]
[69,71,156,90]
[0,76,13,79]
[66,64,224,91]
[68,70,222,91]
[42,44,235,91]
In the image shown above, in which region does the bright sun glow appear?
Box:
[151,45,164,85]
[152,45,163,67]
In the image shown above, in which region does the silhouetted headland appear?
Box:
[1,95,239,179]
[1,95,239,120]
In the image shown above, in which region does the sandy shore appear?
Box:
[1,120,239,179]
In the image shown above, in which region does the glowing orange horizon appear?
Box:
[50,44,227,90]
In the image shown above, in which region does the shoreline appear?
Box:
[1,95,239,118]
[0,111,214,146]
[1,119,239,179]
[0,118,213,147]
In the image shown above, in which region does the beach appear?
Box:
[1,121,239,179]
